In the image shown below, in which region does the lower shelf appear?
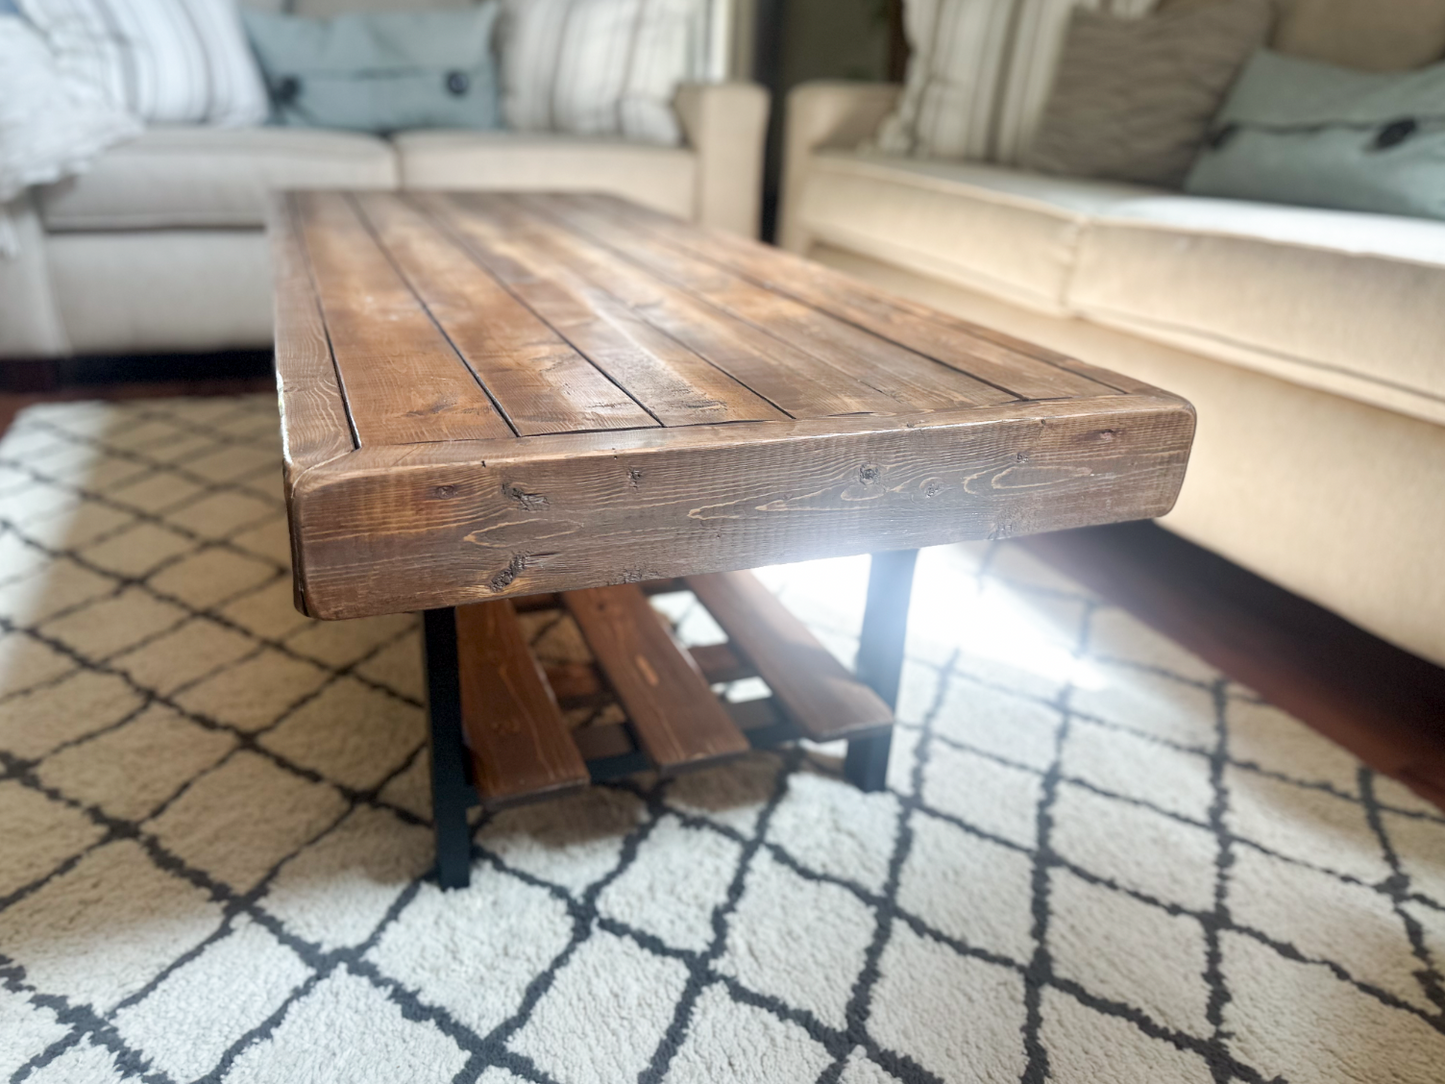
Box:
[451,571,894,811]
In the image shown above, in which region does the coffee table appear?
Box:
[268,190,1195,888]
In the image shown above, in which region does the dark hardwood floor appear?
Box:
[4,369,1442,810]
[1022,524,1445,809]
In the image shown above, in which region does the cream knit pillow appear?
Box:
[875,0,1160,164]
[499,0,705,146]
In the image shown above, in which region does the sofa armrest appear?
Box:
[674,81,769,238]
[0,194,69,358]
[778,81,901,253]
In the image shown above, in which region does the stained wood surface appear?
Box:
[687,571,893,741]
[270,190,1196,618]
[288,192,513,446]
[545,642,753,705]
[455,601,589,807]
[564,585,750,772]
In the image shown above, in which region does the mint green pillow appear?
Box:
[241,5,500,134]
[1185,49,1445,221]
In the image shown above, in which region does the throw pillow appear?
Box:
[1159,0,1445,73]
[1185,49,1445,221]
[0,14,141,241]
[242,6,502,133]
[1022,0,1272,187]
[873,0,1160,165]
[17,0,267,127]
[498,0,704,146]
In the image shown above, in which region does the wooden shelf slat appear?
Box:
[686,570,893,742]
[455,600,590,809]
[564,585,750,773]
[571,696,798,767]
[543,641,754,706]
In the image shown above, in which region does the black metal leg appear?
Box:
[423,608,473,889]
[845,548,918,792]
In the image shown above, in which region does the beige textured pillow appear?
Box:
[872,0,1160,165]
[1159,0,1445,72]
[1022,0,1272,187]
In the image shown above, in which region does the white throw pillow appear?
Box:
[18,0,268,126]
[0,15,141,207]
[499,0,705,146]
[875,0,1159,163]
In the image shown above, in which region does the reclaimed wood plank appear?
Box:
[520,194,1020,413]
[428,192,904,420]
[564,585,749,772]
[570,695,790,764]
[414,193,785,427]
[581,194,1189,398]
[293,191,512,445]
[687,570,892,741]
[267,193,354,475]
[353,192,656,437]
[455,600,589,808]
[543,641,754,704]
[286,394,1196,618]
[561,193,1120,401]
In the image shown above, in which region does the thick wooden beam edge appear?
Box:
[288,396,1195,619]
[307,392,1194,474]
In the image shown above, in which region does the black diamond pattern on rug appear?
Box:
[1,396,1443,1084]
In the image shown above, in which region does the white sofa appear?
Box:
[0,0,767,363]
[779,10,1445,669]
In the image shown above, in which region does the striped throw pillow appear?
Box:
[875,0,1160,164]
[18,0,268,127]
[499,0,706,146]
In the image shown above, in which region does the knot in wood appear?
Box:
[490,553,527,591]
[858,464,880,485]
[431,484,458,500]
[503,483,548,511]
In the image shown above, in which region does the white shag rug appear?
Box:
[1,396,1443,1084]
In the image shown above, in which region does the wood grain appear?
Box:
[288,394,1195,618]
[556,194,1120,402]
[267,194,354,476]
[564,585,749,772]
[430,193,906,420]
[293,192,512,445]
[274,191,1196,619]
[352,193,656,437]
[687,570,893,741]
[523,194,1019,412]
[455,600,589,808]
[413,193,785,427]
[545,642,753,705]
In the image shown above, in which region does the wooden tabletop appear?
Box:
[270,191,1194,620]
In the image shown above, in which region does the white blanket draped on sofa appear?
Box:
[0,15,141,256]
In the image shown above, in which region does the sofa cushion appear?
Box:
[392,130,696,219]
[1071,195,1445,424]
[797,150,1157,313]
[38,126,397,230]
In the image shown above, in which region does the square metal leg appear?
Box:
[845,548,918,791]
[423,608,473,889]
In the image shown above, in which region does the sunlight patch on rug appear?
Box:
[1,396,1443,1084]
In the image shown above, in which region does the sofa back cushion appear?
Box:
[1161,0,1445,71]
